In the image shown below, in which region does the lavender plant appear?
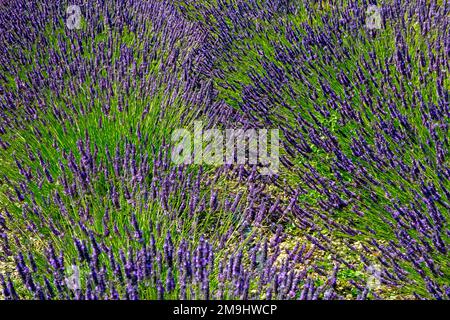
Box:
[0,0,448,300]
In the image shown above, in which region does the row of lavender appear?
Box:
[1,137,342,299]
[0,0,448,299]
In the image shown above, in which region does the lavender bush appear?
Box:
[0,0,448,300]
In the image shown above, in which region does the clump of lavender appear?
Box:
[189,0,449,298]
[1,0,449,300]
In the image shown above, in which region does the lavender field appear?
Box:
[0,0,449,300]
